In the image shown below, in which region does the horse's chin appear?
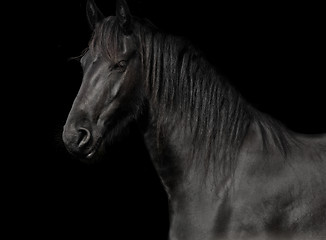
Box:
[79,137,104,164]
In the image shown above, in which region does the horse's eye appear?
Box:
[114,60,127,72]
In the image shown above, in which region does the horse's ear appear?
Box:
[116,0,132,35]
[86,0,105,31]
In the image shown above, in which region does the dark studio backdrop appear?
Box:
[7,0,325,239]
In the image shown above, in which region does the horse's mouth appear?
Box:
[85,137,102,159]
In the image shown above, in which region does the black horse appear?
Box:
[63,1,326,239]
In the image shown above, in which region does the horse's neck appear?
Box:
[142,105,208,194]
[142,105,233,239]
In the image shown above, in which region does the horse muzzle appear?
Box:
[62,123,102,161]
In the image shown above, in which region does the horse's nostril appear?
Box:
[77,127,91,148]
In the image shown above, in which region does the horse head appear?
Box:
[63,0,143,162]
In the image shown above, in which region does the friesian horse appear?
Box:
[63,1,326,239]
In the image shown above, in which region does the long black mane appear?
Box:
[89,16,299,176]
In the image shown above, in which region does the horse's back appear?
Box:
[296,132,326,146]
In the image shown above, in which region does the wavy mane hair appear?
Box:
[87,16,299,177]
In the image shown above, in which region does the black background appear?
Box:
[6,0,325,239]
